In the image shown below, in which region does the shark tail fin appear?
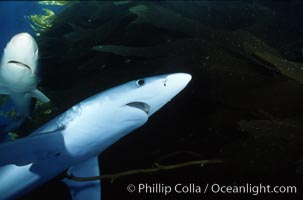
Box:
[63,156,101,200]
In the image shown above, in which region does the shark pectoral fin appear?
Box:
[30,89,50,103]
[63,156,101,200]
[0,128,65,166]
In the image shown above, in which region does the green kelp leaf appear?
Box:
[113,1,132,5]
[62,2,132,46]
[38,1,68,6]
[253,51,303,83]
[27,8,56,35]
[92,44,167,57]
[129,4,207,37]
[129,4,149,15]
[92,38,210,58]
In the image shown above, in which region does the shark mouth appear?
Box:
[8,60,32,71]
[126,102,150,115]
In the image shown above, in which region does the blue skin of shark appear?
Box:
[0,33,50,117]
[0,73,191,200]
[0,33,50,139]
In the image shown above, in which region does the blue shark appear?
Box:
[0,32,50,117]
[0,73,191,200]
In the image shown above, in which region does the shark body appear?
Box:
[0,73,191,200]
[0,32,49,117]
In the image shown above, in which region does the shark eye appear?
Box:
[136,79,145,87]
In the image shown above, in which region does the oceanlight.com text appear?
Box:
[209,183,297,196]
[127,183,297,196]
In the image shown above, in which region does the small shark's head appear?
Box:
[1,32,38,74]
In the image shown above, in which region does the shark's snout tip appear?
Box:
[14,32,33,39]
[10,32,35,46]
[183,73,192,83]
[167,73,192,84]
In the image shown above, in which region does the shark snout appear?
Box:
[6,32,38,56]
[10,33,35,46]
[140,73,192,117]
[165,73,192,91]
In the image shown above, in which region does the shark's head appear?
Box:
[1,32,38,74]
[98,72,191,117]
[82,73,191,132]
[69,73,191,154]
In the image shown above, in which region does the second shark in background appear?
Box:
[0,32,49,117]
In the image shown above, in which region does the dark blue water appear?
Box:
[0,1,64,49]
[0,1,40,49]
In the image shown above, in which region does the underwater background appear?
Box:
[1,1,303,199]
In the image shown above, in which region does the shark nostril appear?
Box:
[163,79,167,87]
